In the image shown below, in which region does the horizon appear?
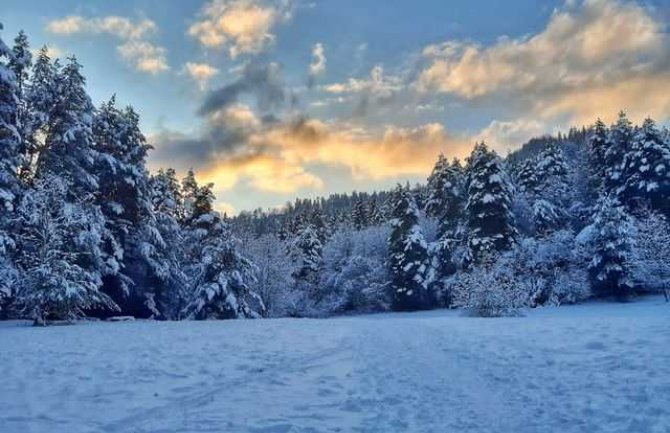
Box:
[4,0,670,214]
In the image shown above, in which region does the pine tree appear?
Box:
[425,153,449,217]
[388,185,431,311]
[604,111,634,194]
[464,142,517,264]
[587,118,609,195]
[182,176,262,319]
[0,24,21,317]
[293,224,323,280]
[588,196,633,300]
[23,46,59,180]
[535,143,571,205]
[35,56,99,196]
[427,156,466,280]
[0,24,21,213]
[351,199,368,230]
[150,168,187,317]
[514,157,540,197]
[9,30,31,104]
[619,118,670,216]
[15,175,118,324]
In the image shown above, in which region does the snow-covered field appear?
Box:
[1,298,669,433]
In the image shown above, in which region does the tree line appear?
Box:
[1,26,669,324]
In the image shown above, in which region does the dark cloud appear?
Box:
[198,62,286,116]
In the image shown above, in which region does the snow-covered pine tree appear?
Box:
[425,153,449,217]
[535,143,571,205]
[35,56,99,196]
[0,24,21,213]
[93,97,174,317]
[351,199,368,230]
[587,118,609,195]
[9,30,33,93]
[464,142,517,264]
[388,184,431,311]
[22,46,59,180]
[15,175,118,324]
[619,118,670,216]
[150,168,187,317]
[428,156,466,282]
[604,111,634,195]
[180,169,199,224]
[182,176,262,319]
[293,224,323,280]
[513,157,540,197]
[0,24,21,317]
[367,199,385,225]
[9,30,33,166]
[588,196,633,300]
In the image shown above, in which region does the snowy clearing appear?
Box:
[1,297,669,433]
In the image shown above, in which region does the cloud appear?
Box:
[417,0,670,125]
[199,62,285,116]
[308,42,326,85]
[118,41,168,74]
[46,15,168,74]
[184,62,220,89]
[188,0,292,58]
[321,65,406,117]
[46,16,158,40]
[150,109,472,195]
[476,119,548,155]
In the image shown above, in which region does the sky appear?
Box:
[3,0,670,214]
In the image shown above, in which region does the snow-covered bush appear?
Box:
[449,259,527,317]
[630,210,670,294]
[243,234,296,317]
[319,225,391,314]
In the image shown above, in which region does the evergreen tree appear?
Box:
[23,46,59,180]
[0,25,21,317]
[587,118,609,195]
[351,199,368,230]
[513,157,540,197]
[425,153,449,217]
[9,30,31,103]
[36,56,99,196]
[150,168,187,317]
[619,118,670,216]
[604,111,634,194]
[464,142,517,264]
[428,157,466,280]
[293,224,323,280]
[0,24,21,213]
[15,176,118,324]
[388,185,431,311]
[588,196,633,300]
[182,176,262,319]
[535,143,571,205]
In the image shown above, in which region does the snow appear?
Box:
[1,298,669,433]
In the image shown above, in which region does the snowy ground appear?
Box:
[1,298,669,433]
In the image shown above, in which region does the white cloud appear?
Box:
[118,41,169,75]
[46,15,168,74]
[321,65,402,98]
[188,0,292,58]
[309,42,326,76]
[47,16,157,40]
[184,62,220,88]
[476,119,548,155]
[417,0,670,125]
